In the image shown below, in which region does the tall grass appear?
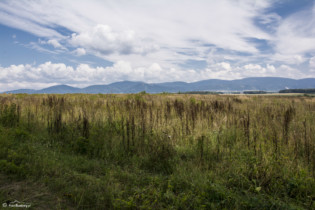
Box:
[0,93,314,209]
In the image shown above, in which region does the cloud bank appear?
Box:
[0,0,315,91]
[1,61,313,92]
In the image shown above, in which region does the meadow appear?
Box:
[0,93,314,209]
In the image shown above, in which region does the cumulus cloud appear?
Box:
[38,39,67,51]
[242,63,277,76]
[0,0,272,58]
[217,62,231,71]
[1,61,314,92]
[47,39,65,49]
[69,24,159,56]
[73,48,86,56]
[0,0,314,82]
[0,82,59,93]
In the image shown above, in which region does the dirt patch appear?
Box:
[0,174,74,210]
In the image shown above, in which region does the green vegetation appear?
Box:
[243,91,268,94]
[179,91,223,95]
[0,93,315,209]
[279,88,315,94]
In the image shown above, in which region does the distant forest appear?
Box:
[279,89,315,94]
[179,91,222,94]
[243,91,268,94]
[178,89,315,95]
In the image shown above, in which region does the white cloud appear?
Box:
[0,6,64,38]
[73,48,86,56]
[38,39,67,51]
[266,64,276,73]
[242,63,278,76]
[1,61,314,92]
[0,0,315,82]
[47,39,64,49]
[273,6,315,55]
[310,56,315,72]
[26,42,58,54]
[216,62,231,71]
[203,62,308,80]
[0,82,59,92]
[69,24,159,56]
[270,53,306,65]
[0,1,272,58]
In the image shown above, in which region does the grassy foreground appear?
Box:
[0,93,314,209]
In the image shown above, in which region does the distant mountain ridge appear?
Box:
[4,77,315,94]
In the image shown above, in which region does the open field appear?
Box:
[0,93,315,209]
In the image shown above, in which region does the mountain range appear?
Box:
[4,77,315,94]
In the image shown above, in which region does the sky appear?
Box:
[0,0,315,91]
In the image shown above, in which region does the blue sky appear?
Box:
[0,0,315,91]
